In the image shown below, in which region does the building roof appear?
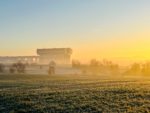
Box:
[37,48,72,55]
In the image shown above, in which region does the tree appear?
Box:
[48,66,55,75]
[89,59,100,75]
[0,63,5,73]
[141,62,150,76]
[48,61,56,75]
[49,61,56,67]
[109,64,119,75]
[16,62,26,73]
[10,62,26,74]
[72,60,81,68]
[130,63,141,75]
[90,59,99,67]
[9,66,16,74]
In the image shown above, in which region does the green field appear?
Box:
[0,74,150,113]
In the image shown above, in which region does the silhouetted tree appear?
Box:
[9,66,16,74]
[48,66,55,75]
[49,61,56,67]
[17,62,26,73]
[72,60,81,68]
[89,59,101,75]
[141,62,150,76]
[48,61,56,75]
[109,64,120,75]
[129,63,141,75]
[11,62,26,73]
[90,59,99,67]
[0,63,5,73]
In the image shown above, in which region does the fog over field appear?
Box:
[0,74,150,113]
[1,0,150,112]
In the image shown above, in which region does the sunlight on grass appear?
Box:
[0,74,149,112]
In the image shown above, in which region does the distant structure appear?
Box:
[37,48,72,65]
[0,48,72,65]
[0,56,38,64]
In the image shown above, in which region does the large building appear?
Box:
[0,56,39,64]
[37,48,72,65]
[0,48,72,65]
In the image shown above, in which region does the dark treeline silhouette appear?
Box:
[0,60,150,76]
[0,63,5,73]
[72,59,119,75]
[125,62,150,76]
[48,61,56,75]
[0,61,57,75]
[0,62,26,74]
[9,62,26,74]
[72,59,150,76]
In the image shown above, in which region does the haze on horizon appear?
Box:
[0,0,150,64]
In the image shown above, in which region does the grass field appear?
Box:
[0,74,150,113]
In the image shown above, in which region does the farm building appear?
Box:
[0,48,72,66]
[37,48,72,65]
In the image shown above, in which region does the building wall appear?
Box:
[0,48,72,66]
[0,56,39,64]
[37,48,72,65]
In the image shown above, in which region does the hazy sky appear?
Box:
[0,0,150,62]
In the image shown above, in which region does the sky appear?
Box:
[0,0,150,63]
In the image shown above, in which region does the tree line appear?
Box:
[0,61,56,75]
[0,62,26,74]
[72,59,150,76]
